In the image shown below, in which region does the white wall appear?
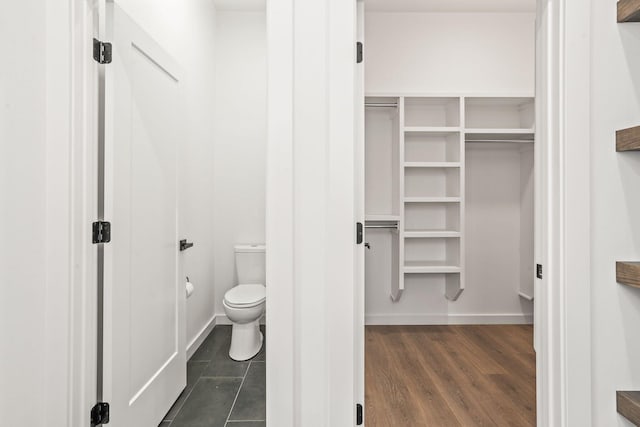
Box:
[463,144,533,319]
[212,10,266,319]
[365,12,535,94]
[363,12,535,323]
[590,0,640,424]
[116,0,218,348]
[1,2,88,425]
[1,3,48,425]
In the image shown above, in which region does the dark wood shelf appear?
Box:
[618,391,640,425]
[617,262,640,288]
[619,0,640,22]
[617,126,640,151]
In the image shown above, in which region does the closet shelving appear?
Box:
[616,126,640,151]
[615,3,640,407]
[401,97,464,300]
[365,94,534,302]
[617,391,640,425]
[366,214,401,222]
[364,97,403,301]
[616,262,640,288]
[618,0,640,22]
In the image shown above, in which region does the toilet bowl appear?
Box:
[223,283,265,361]
[224,244,266,361]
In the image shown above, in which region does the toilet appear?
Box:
[223,244,266,361]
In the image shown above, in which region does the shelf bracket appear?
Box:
[390,288,403,302]
[445,275,464,301]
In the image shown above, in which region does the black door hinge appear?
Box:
[92,221,111,244]
[356,42,363,64]
[356,222,363,244]
[90,402,110,426]
[536,264,543,279]
[93,38,112,64]
[356,403,363,425]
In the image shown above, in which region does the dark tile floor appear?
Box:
[160,325,266,427]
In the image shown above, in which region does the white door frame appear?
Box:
[535,0,592,425]
[44,1,100,426]
[48,0,591,425]
[266,0,591,425]
[265,0,358,425]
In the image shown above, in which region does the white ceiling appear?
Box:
[365,0,536,13]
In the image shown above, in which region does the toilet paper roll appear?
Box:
[186,280,195,298]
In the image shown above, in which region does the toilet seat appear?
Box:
[224,284,266,308]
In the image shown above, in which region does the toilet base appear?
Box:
[229,319,263,361]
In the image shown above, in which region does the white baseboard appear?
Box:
[365,313,534,326]
[214,314,232,325]
[186,315,217,360]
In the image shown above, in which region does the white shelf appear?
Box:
[404,162,460,168]
[404,126,460,134]
[403,261,461,274]
[362,95,536,302]
[365,214,400,222]
[465,128,534,143]
[404,197,461,203]
[404,230,461,238]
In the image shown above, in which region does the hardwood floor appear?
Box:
[365,325,535,427]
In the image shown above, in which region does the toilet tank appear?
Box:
[235,244,266,284]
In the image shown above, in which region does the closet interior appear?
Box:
[365,95,534,305]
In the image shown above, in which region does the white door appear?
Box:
[102,2,186,426]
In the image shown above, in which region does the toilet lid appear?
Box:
[224,284,266,307]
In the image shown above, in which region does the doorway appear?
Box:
[359,2,537,425]
[93,1,268,426]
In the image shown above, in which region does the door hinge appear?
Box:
[93,38,112,64]
[536,263,543,279]
[356,42,363,64]
[356,222,364,244]
[92,221,111,244]
[356,403,363,425]
[90,402,110,426]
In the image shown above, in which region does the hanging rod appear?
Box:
[466,139,534,143]
[365,103,398,108]
[365,224,399,229]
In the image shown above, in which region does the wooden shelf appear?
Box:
[617,391,640,425]
[616,262,640,288]
[618,0,640,22]
[616,126,640,151]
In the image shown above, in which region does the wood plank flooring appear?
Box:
[365,325,535,427]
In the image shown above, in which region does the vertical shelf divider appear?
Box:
[446,96,466,301]
[392,97,405,302]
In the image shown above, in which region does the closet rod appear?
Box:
[365,224,399,229]
[466,139,534,143]
[365,103,398,108]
